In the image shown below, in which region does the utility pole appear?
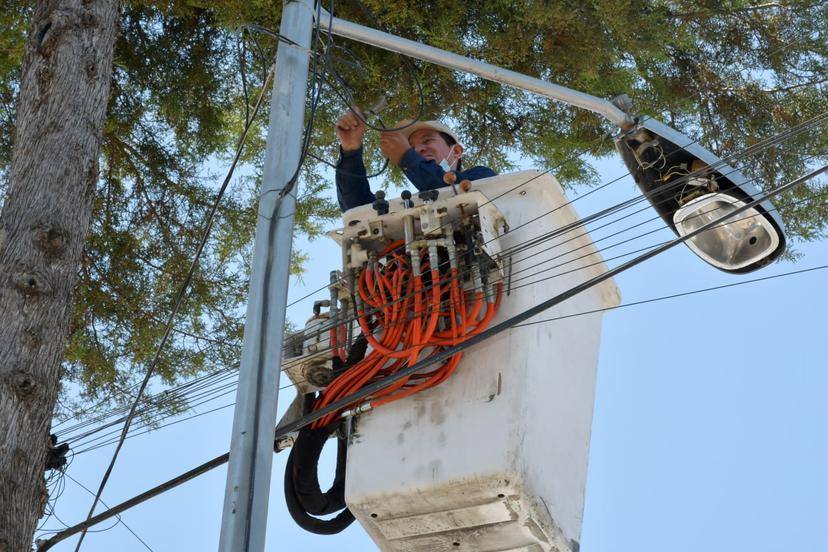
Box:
[218,1,315,551]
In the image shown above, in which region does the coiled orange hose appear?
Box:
[311,242,502,429]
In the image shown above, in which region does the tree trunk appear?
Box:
[0,1,118,550]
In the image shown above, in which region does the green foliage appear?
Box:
[1,0,826,418]
[0,0,28,179]
[60,4,256,416]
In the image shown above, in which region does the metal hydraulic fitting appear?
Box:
[403,213,421,277]
[340,402,373,419]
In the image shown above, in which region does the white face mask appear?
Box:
[439,147,462,172]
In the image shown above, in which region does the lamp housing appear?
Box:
[616,117,786,273]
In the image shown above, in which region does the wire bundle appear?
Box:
[312,239,503,428]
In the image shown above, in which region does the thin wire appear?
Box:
[37,453,71,532]
[245,23,314,52]
[75,402,237,455]
[70,384,240,453]
[510,192,828,290]
[61,368,241,441]
[501,182,828,292]
[64,473,154,551]
[57,366,242,447]
[73,378,305,455]
[37,454,121,537]
[306,150,390,179]
[63,353,313,452]
[276,2,332,201]
[56,366,239,439]
[515,263,828,328]
[246,20,427,134]
[59,370,239,447]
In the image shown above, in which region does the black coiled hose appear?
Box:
[283,334,370,534]
[283,422,355,534]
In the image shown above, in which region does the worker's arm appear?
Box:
[335,109,375,212]
[335,146,375,212]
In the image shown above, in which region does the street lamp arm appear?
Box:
[317,10,634,129]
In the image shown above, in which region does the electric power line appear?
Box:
[54,148,827,455]
[56,155,828,458]
[35,247,828,550]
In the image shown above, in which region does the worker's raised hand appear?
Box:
[379,131,411,165]
[335,108,366,152]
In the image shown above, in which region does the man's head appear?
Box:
[397,120,464,171]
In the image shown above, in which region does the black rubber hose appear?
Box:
[344,334,369,367]
[332,333,369,378]
[283,424,355,535]
[284,447,355,534]
[291,426,348,515]
[282,333,368,534]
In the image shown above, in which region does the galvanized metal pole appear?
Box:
[317,11,632,128]
[218,1,314,550]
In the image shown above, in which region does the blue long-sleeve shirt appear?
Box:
[335,147,497,212]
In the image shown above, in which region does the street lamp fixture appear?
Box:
[616,115,786,273]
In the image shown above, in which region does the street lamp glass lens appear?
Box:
[673,193,780,271]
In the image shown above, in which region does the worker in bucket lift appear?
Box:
[334,109,497,212]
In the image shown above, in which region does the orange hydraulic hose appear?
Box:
[312,239,504,426]
[433,291,482,339]
[372,354,463,407]
[419,269,443,344]
[328,328,342,361]
[465,283,503,337]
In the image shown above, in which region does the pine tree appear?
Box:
[0,1,826,547]
[0,1,119,548]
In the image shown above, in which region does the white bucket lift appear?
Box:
[291,170,621,551]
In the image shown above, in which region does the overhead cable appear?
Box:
[36,248,828,550]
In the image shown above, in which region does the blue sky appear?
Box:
[39,151,828,552]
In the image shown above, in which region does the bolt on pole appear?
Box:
[218,1,315,551]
